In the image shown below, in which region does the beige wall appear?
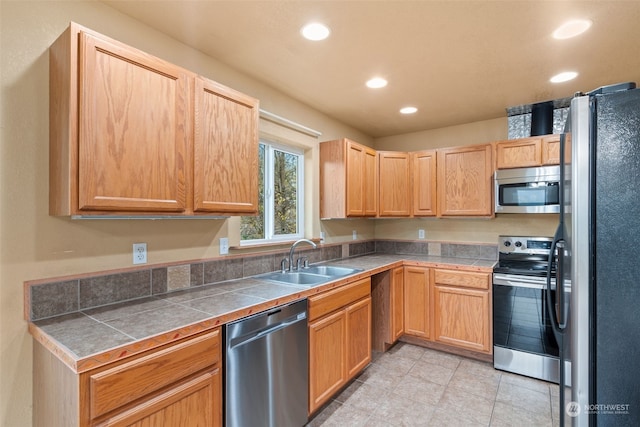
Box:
[375,116,508,151]
[0,2,373,425]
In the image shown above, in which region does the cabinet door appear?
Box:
[378,151,411,217]
[94,370,220,427]
[194,77,259,213]
[403,266,431,339]
[345,141,366,216]
[363,147,378,216]
[411,150,437,216]
[437,144,493,216]
[391,267,405,342]
[346,297,372,378]
[541,134,570,165]
[78,31,190,212]
[309,310,347,414]
[495,138,541,169]
[433,285,490,353]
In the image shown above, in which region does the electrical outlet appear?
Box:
[352,230,357,240]
[133,243,147,264]
[220,237,229,255]
[320,231,325,243]
[418,229,425,239]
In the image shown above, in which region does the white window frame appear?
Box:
[241,140,305,245]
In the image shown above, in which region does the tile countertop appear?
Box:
[29,254,496,373]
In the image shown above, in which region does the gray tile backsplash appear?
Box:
[30,280,79,320]
[441,243,497,260]
[79,270,151,310]
[27,240,496,321]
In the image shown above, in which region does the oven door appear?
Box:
[493,273,560,383]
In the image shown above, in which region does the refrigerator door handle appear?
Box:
[546,228,565,337]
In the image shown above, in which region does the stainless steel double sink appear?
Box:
[256,265,363,287]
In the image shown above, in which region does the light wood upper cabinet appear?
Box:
[320,139,377,218]
[495,134,567,169]
[495,137,542,169]
[194,77,259,213]
[433,269,491,354]
[49,23,258,216]
[411,150,437,216]
[50,24,192,215]
[403,266,431,339]
[378,151,411,217]
[437,144,493,217]
[541,134,570,165]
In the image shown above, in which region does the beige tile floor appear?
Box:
[307,342,560,427]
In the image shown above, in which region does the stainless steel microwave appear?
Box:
[495,165,560,214]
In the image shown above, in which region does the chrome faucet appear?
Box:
[288,239,317,272]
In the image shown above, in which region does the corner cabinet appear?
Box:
[411,150,437,216]
[308,278,371,414]
[49,22,258,217]
[378,151,411,217]
[33,329,222,427]
[319,139,377,218]
[437,144,493,217]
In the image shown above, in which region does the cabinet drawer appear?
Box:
[309,278,371,322]
[433,269,489,290]
[90,329,220,419]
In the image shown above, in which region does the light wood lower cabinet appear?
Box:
[433,269,491,353]
[95,370,219,427]
[308,278,371,414]
[33,329,222,427]
[403,266,431,339]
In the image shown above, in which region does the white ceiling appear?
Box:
[102,1,640,138]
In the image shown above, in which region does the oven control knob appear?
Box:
[504,241,511,247]
[515,241,522,248]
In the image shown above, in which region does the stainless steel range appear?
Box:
[493,235,560,383]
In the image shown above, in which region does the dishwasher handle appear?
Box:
[228,311,307,350]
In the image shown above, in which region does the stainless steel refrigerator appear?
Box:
[548,82,640,426]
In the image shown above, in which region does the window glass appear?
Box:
[241,141,304,243]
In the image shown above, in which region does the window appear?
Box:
[241,141,304,244]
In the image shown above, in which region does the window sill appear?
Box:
[230,238,322,251]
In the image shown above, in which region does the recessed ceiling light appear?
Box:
[553,19,592,39]
[550,71,578,83]
[400,106,418,114]
[366,77,388,89]
[301,23,330,41]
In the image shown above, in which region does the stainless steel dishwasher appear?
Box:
[225,299,308,427]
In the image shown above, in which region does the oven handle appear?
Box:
[492,274,551,290]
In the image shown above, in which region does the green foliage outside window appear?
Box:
[241,142,301,241]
